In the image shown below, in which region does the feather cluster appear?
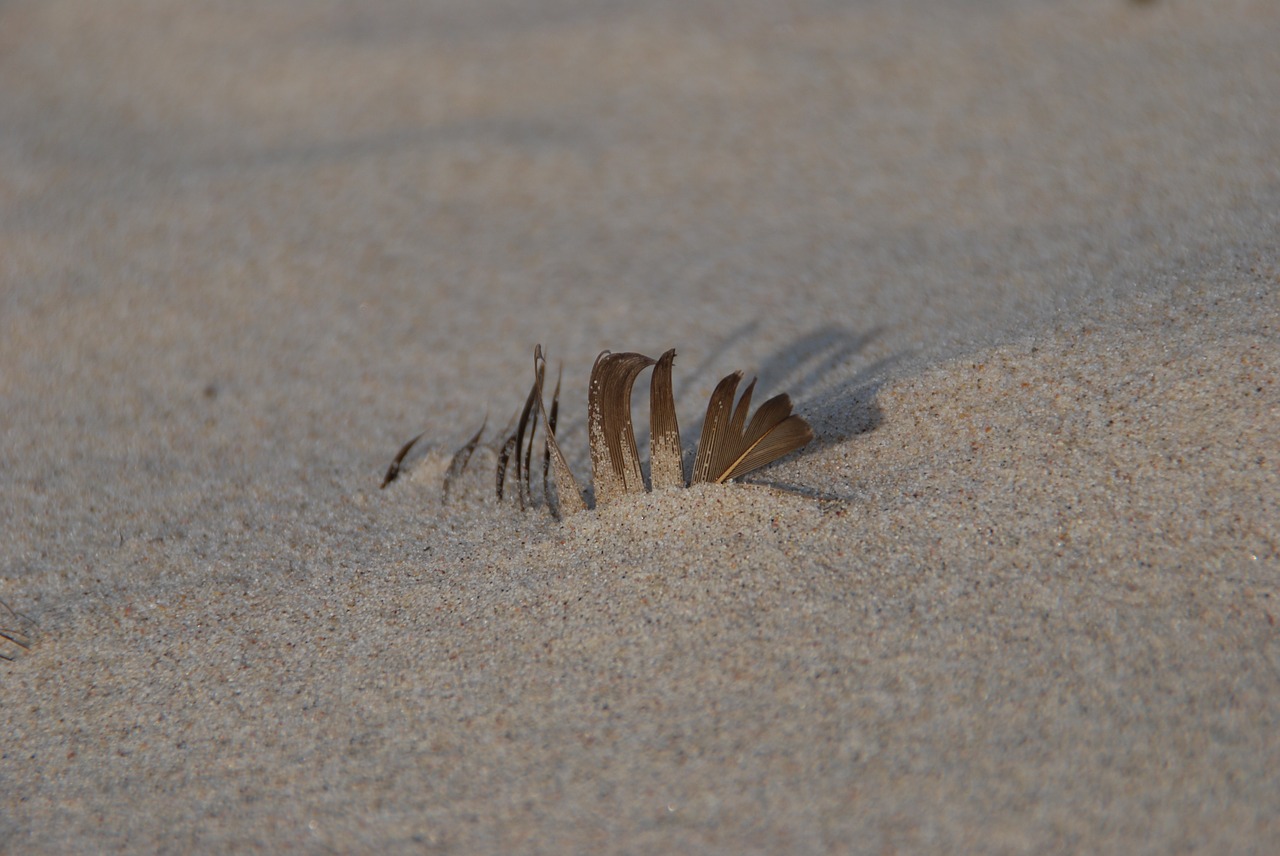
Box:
[384,345,813,518]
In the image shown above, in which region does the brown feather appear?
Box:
[495,427,518,502]
[588,351,656,505]
[534,346,586,516]
[442,418,486,503]
[694,377,813,484]
[380,432,424,489]
[514,357,544,508]
[542,368,561,504]
[692,371,743,484]
[648,349,684,490]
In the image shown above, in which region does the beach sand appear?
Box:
[2,0,1278,851]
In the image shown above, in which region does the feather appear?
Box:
[495,427,518,501]
[442,417,487,504]
[648,349,684,490]
[534,346,586,516]
[438,344,815,516]
[691,371,743,484]
[380,432,424,489]
[514,357,544,509]
[495,358,546,508]
[543,367,562,504]
[692,373,813,484]
[587,350,656,506]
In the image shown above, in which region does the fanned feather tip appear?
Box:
[692,372,814,484]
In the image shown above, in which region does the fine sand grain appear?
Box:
[2,0,1278,852]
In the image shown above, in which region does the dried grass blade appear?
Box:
[588,351,656,505]
[648,348,684,490]
[691,371,743,484]
[380,432,424,489]
[442,417,487,504]
[535,346,586,516]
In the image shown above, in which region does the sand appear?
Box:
[2,0,1278,851]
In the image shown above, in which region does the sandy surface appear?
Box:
[2,0,1279,851]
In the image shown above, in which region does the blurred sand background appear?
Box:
[2,0,1278,851]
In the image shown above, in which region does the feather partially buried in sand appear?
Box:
[588,351,656,507]
[385,345,813,518]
